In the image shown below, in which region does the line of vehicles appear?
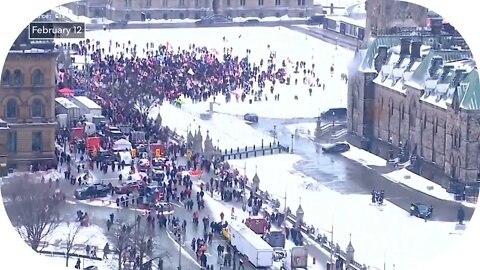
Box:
[220,215,308,270]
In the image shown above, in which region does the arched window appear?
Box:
[32,99,43,117]
[6,99,17,118]
[32,69,44,86]
[13,69,22,86]
[409,100,416,127]
[1,69,10,86]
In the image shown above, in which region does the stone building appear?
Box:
[347,15,480,193]
[365,0,428,39]
[66,0,319,21]
[0,29,58,170]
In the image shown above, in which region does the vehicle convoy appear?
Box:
[74,184,110,200]
[281,246,308,270]
[227,221,274,268]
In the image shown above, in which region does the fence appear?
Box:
[221,142,289,160]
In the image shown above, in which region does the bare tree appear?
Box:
[133,221,154,270]
[110,218,134,270]
[1,174,62,251]
[64,222,81,267]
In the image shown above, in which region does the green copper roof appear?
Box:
[460,68,480,110]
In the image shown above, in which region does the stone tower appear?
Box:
[365,0,428,39]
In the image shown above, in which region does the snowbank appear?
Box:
[227,154,464,270]
[45,223,109,251]
[383,168,477,208]
[150,102,273,150]
[285,122,317,140]
[340,144,387,167]
[52,6,113,24]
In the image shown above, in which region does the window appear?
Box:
[32,99,43,117]
[162,0,167,7]
[179,0,185,6]
[7,131,16,153]
[401,105,405,120]
[240,0,246,6]
[195,0,200,7]
[124,0,128,7]
[13,69,22,86]
[32,69,44,86]
[6,99,17,119]
[179,13,185,19]
[275,0,281,5]
[434,118,438,133]
[163,13,168,19]
[390,101,394,115]
[146,0,152,7]
[298,0,305,6]
[32,132,42,151]
[423,114,427,129]
[2,69,10,86]
[258,0,264,5]
[227,0,231,6]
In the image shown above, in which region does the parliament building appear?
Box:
[348,0,479,198]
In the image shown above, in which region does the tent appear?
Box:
[113,138,132,150]
[58,87,74,95]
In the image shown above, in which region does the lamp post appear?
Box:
[177,233,182,270]
[242,162,247,211]
[273,125,277,144]
[290,134,294,153]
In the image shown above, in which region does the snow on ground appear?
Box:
[40,254,113,270]
[44,223,109,251]
[383,168,477,208]
[77,27,353,119]
[340,144,387,167]
[52,6,113,24]
[285,122,317,140]
[150,102,273,150]
[227,154,464,270]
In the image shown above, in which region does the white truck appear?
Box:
[71,96,102,116]
[228,221,274,268]
[281,246,308,270]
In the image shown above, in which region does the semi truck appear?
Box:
[228,221,274,268]
[71,96,102,116]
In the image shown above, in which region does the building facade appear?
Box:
[0,29,58,170]
[348,24,480,196]
[66,0,318,21]
[365,0,428,39]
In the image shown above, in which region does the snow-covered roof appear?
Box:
[55,97,80,109]
[73,96,102,109]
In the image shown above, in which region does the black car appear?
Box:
[244,113,259,123]
[306,14,325,25]
[322,142,350,153]
[74,184,110,200]
[410,203,433,219]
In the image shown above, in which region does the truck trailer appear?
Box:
[228,221,274,268]
[71,96,102,116]
[282,246,308,270]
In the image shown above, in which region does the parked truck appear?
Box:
[71,96,102,116]
[228,221,274,268]
[55,97,81,121]
[281,246,308,270]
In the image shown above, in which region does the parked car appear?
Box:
[114,180,144,195]
[410,203,433,219]
[74,184,110,200]
[138,158,151,172]
[244,113,259,123]
[306,14,325,25]
[241,18,260,26]
[321,142,350,153]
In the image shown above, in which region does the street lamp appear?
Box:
[177,233,182,270]
[273,125,277,144]
[290,134,294,153]
[242,162,247,211]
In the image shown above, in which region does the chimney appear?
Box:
[430,17,443,35]
[410,41,422,59]
[400,38,411,55]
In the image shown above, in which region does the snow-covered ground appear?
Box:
[285,122,317,140]
[43,223,109,252]
[226,154,465,270]
[66,27,352,119]
[40,254,113,270]
[340,144,387,168]
[52,6,113,24]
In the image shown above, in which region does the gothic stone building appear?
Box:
[66,0,319,21]
[0,30,58,170]
[365,0,428,39]
[347,33,480,193]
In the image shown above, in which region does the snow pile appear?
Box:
[44,223,109,251]
[383,168,477,208]
[227,154,464,270]
[340,144,387,167]
[52,6,113,24]
[150,102,273,150]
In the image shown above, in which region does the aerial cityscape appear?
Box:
[0,0,476,270]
